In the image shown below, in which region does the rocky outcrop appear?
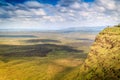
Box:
[78,26,120,80]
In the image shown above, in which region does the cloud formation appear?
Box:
[0,0,120,29]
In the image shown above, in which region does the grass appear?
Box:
[0,25,119,80]
[0,32,94,80]
[76,26,120,80]
[0,55,85,80]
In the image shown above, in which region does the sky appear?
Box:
[0,0,120,30]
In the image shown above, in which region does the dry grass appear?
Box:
[0,32,95,80]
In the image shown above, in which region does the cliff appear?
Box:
[78,25,120,80]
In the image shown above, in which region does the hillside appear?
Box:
[61,25,120,80]
[0,25,119,80]
[78,25,120,80]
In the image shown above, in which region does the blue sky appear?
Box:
[3,0,94,5]
[4,0,59,5]
[0,0,120,30]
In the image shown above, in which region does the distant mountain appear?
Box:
[56,26,105,34]
[0,26,105,33]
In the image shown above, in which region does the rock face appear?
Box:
[79,26,120,80]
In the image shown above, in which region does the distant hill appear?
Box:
[56,26,105,34]
[0,26,105,34]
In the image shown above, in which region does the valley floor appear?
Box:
[0,32,95,80]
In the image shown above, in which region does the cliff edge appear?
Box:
[79,25,120,80]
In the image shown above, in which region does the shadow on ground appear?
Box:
[0,44,83,57]
[25,39,61,43]
[0,35,36,38]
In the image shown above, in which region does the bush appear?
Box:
[115,24,120,27]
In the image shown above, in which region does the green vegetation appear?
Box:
[25,39,61,43]
[0,35,36,38]
[1,26,119,80]
[0,32,93,80]
[114,24,120,27]
[0,44,81,58]
[70,25,120,80]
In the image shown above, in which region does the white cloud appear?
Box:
[43,15,65,22]
[24,1,42,8]
[15,9,32,16]
[95,0,117,10]
[70,2,81,9]
[0,0,120,29]
[31,9,46,16]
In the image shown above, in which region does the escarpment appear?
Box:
[78,26,120,80]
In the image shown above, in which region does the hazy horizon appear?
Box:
[0,26,105,33]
